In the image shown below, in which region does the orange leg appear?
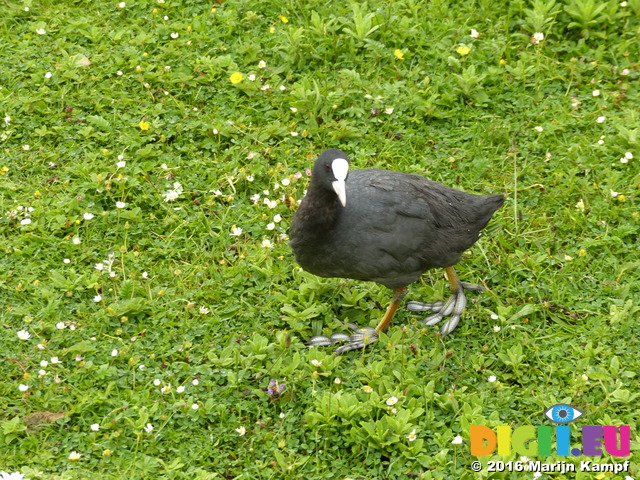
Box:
[374,287,407,333]
[445,266,461,291]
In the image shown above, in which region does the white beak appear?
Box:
[331,158,349,207]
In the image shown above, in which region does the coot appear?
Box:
[289,149,504,354]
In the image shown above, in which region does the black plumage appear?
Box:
[289,149,504,353]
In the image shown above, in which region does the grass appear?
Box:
[1,0,639,478]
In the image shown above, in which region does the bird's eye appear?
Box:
[544,404,584,424]
[324,163,331,171]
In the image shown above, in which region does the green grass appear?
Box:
[1,0,639,478]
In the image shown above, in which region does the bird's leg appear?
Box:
[306,287,407,354]
[406,266,484,335]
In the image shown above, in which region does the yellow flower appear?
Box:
[456,45,471,56]
[499,58,506,66]
[278,14,288,23]
[229,72,243,84]
[269,26,275,33]
[394,49,404,60]
[138,120,150,131]
[0,166,8,175]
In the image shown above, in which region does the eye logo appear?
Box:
[544,404,584,424]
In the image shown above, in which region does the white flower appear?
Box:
[93,295,102,302]
[564,255,573,261]
[236,426,246,436]
[56,322,66,330]
[141,271,148,279]
[116,71,123,76]
[83,212,94,220]
[116,160,126,168]
[3,116,10,125]
[532,32,544,44]
[50,356,61,364]
[279,412,286,419]
[273,214,282,223]
[452,435,463,445]
[620,1,628,6]
[143,423,154,433]
[279,85,286,91]
[36,28,46,35]
[258,60,266,68]
[384,107,394,115]
[230,226,243,236]
[290,107,298,113]
[488,375,497,382]
[281,178,290,186]
[44,72,52,79]
[610,189,621,198]
[176,385,185,393]
[68,451,82,462]
[192,379,200,386]
[38,370,47,377]
[18,384,29,392]
[247,74,256,81]
[261,239,273,248]
[246,175,254,182]
[111,349,118,357]
[191,403,200,410]
[576,199,585,212]
[385,396,398,406]
[90,423,100,431]
[290,131,299,136]
[153,379,161,386]
[117,2,126,8]
[311,359,322,367]
[72,237,81,245]
[624,152,633,159]
[490,313,499,320]
[22,145,30,151]
[40,360,48,367]
[170,32,179,39]
[115,201,126,209]
[199,306,210,315]
[20,218,31,225]
[266,222,275,231]
[592,89,600,97]
[470,29,479,38]
[596,116,605,123]
[163,190,180,202]
[493,325,501,332]
[406,429,417,441]
[160,384,171,394]
[17,330,30,340]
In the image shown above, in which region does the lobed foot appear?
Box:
[306,322,379,355]
[406,282,485,335]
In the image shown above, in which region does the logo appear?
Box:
[470,404,630,457]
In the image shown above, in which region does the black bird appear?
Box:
[289,149,504,354]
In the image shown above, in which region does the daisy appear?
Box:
[17,330,30,340]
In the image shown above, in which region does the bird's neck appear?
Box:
[300,186,341,232]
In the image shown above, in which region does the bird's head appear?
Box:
[313,149,349,207]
